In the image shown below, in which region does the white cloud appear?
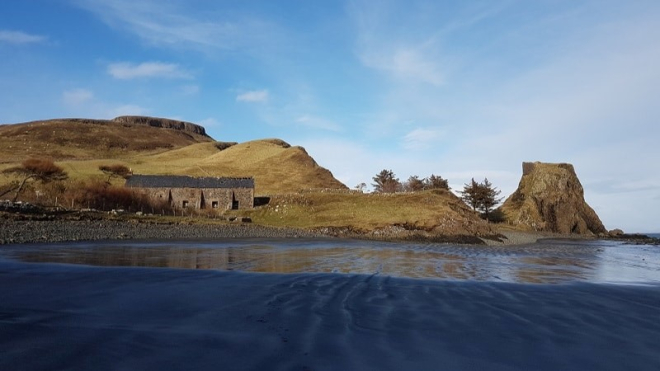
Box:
[198,117,221,128]
[60,88,149,119]
[62,88,94,106]
[402,127,444,150]
[106,104,150,117]
[0,30,47,44]
[107,62,191,79]
[360,46,445,86]
[295,115,342,132]
[236,89,269,103]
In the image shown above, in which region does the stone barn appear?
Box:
[125,175,254,210]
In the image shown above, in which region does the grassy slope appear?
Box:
[0,119,213,163]
[0,119,494,236]
[242,190,493,236]
[0,121,346,194]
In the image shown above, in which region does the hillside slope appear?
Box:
[245,189,493,238]
[0,116,213,162]
[171,139,347,194]
[0,115,347,194]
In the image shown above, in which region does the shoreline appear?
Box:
[0,214,583,247]
[2,210,653,246]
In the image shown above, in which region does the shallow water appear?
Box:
[2,238,659,284]
[2,239,660,371]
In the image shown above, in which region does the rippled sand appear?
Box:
[1,239,659,370]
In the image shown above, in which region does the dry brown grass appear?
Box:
[0,119,497,235]
[0,118,212,163]
[241,189,492,235]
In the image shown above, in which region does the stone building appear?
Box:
[125,175,254,210]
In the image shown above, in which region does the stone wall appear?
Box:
[138,187,254,210]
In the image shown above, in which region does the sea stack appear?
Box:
[501,162,606,235]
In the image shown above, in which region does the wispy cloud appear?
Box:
[62,88,94,106]
[402,127,444,150]
[107,104,150,117]
[0,30,47,44]
[107,61,192,79]
[198,117,221,128]
[236,89,269,103]
[295,115,342,132]
[360,46,445,86]
[60,88,149,119]
[73,0,280,53]
[349,1,447,86]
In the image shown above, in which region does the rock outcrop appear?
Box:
[501,162,606,235]
[111,116,209,137]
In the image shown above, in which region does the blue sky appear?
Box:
[1,0,659,232]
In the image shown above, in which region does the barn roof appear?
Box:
[125,175,254,189]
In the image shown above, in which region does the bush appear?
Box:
[481,208,506,223]
[64,180,171,213]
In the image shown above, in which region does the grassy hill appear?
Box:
[0,116,213,162]
[0,116,496,239]
[0,117,346,194]
[243,189,492,237]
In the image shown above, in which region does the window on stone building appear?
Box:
[182,200,189,208]
[212,201,219,209]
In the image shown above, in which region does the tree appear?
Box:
[479,178,503,220]
[372,169,401,193]
[460,177,503,221]
[3,158,68,202]
[460,178,482,211]
[404,175,425,192]
[99,164,132,184]
[424,174,450,190]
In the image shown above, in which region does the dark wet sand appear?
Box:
[1,260,659,371]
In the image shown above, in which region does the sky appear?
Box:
[1,0,659,232]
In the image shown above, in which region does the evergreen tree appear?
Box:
[404,175,425,192]
[425,174,450,190]
[460,178,482,211]
[460,177,503,221]
[479,178,503,220]
[372,169,401,193]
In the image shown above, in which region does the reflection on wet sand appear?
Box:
[514,256,597,284]
[3,239,634,284]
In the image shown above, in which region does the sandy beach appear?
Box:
[2,254,660,371]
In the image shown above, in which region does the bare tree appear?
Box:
[3,158,68,202]
[99,164,132,184]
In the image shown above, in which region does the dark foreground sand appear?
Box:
[1,260,659,371]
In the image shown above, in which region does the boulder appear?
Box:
[608,229,624,237]
[501,162,606,235]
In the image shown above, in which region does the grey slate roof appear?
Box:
[125,175,254,189]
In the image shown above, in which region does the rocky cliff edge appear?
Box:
[501,162,606,235]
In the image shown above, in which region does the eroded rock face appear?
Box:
[501,162,606,235]
[112,116,209,137]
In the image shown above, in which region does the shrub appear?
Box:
[63,180,171,213]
